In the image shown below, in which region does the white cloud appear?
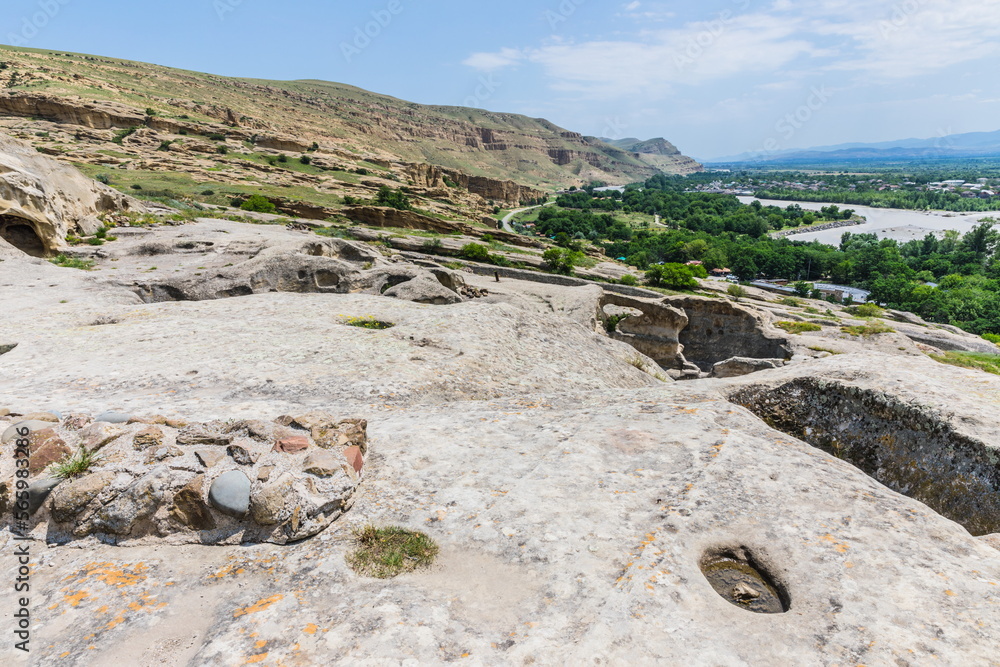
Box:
[463,13,819,99]
[461,48,525,71]
[462,0,1000,92]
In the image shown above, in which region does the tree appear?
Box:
[646,263,700,290]
[792,281,813,298]
[543,247,581,275]
[730,255,759,282]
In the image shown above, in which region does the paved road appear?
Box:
[501,203,551,233]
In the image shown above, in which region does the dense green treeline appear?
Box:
[544,175,1000,335]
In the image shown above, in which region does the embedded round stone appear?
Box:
[2,420,56,444]
[95,411,131,424]
[208,470,251,518]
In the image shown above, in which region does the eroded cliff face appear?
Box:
[405,163,547,207]
[0,45,702,188]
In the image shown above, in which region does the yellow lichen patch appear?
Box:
[63,590,90,607]
[245,653,269,664]
[302,623,318,635]
[209,563,246,580]
[234,595,284,618]
[76,562,150,588]
[105,611,127,630]
[817,534,851,553]
[945,590,956,596]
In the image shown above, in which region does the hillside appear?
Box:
[0,45,700,199]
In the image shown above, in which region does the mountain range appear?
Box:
[709,129,1000,166]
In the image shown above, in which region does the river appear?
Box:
[736,196,993,246]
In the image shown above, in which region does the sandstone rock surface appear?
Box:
[2,222,1000,665]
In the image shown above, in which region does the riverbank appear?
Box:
[738,196,992,246]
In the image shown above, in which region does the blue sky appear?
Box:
[6,0,1000,160]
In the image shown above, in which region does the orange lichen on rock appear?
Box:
[234,594,284,618]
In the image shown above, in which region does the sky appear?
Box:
[6,0,1000,160]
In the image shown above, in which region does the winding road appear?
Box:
[501,202,551,233]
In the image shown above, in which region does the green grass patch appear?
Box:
[48,446,102,480]
[845,304,886,318]
[344,316,394,330]
[841,323,895,336]
[49,255,95,270]
[930,351,1000,376]
[346,525,439,578]
[775,321,822,335]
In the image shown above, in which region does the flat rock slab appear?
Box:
[3,388,999,665]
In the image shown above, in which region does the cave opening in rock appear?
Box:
[0,214,46,257]
[732,378,1000,536]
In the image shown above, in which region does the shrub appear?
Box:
[95,174,111,185]
[158,140,174,151]
[346,525,438,578]
[277,154,288,163]
[130,184,143,190]
[208,133,227,141]
[375,186,412,211]
[201,189,215,196]
[421,238,443,252]
[216,145,228,155]
[355,168,370,175]
[299,155,312,165]
[727,284,748,299]
[779,296,802,307]
[240,194,277,214]
[620,274,638,286]
[460,243,491,262]
[310,142,320,151]
[983,333,1000,345]
[775,321,822,335]
[145,108,157,116]
[605,313,629,333]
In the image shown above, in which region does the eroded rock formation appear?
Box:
[0,131,141,256]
